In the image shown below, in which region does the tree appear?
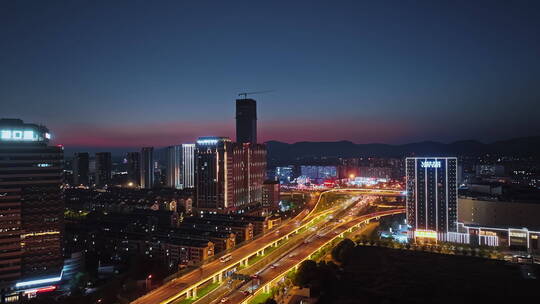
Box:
[293,260,319,287]
[263,299,277,304]
[331,238,355,264]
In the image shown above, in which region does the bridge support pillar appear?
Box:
[263,284,271,293]
[192,287,197,298]
[218,272,223,283]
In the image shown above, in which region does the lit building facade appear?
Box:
[195,137,266,212]
[275,166,294,184]
[72,152,89,186]
[406,157,458,241]
[300,166,337,184]
[140,147,154,189]
[195,137,233,211]
[0,119,64,299]
[456,198,540,252]
[182,144,195,189]
[166,145,182,189]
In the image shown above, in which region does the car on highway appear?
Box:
[220,297,229,303]
[242,290,251,295]
[270,263,278,269]
[288,253,295,258]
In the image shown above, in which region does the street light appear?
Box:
[146,274,152,290]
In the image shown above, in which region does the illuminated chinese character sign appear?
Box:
[421,161,441,168]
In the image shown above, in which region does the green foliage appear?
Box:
[293,260,318,287]
[331,238,355,264]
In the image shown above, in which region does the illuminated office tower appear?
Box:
[406,157,458,240]
[126,152,140,186]
[95,152,112,188]
[182,144,195,188]
[237,143,266,207]
[236,98,257,144]
[0,119,64,296]
[140,147,154,189]
[195,137,266,212]
[166,145,182,189]
[72,152,89,186]
[195,137,234,210]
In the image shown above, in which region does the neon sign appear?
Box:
[414,229,437,239]
[421,161,441,168]
[0,129,47,142]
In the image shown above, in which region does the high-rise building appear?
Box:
[182,144,195,188]
[167,145,182,189]
[140,147,154,189]
[238,143,266,207]
[126,152,140,186]
[72,152,89,186]
[95,152,112,188]
[195,137,266,212]
[236,98,257,144]
[406,157,458,241]
[0,119,64,297]
[195,137,233,210]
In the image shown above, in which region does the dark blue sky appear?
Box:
[1,0,539,147]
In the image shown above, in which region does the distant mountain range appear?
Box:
[63,136,540,166]
[265,136,540,166]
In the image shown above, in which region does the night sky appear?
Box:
[2,1,540,149]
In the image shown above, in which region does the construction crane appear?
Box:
[237,90,274,99]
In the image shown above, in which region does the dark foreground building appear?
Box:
[0,119,64,301]
[236,98,257,144]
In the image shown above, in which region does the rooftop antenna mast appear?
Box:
[238,90,274,99]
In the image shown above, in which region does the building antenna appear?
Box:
[238,90,274,99]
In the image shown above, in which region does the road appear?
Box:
[131,190,404,304]
[226,208,405,304]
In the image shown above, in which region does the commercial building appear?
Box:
[126,152,140,186]
[181,144,195,188]
[195,137,233,211]
[275,166,294,184]
[140,147,154,189]
[236,98,257,144]
[166,145,182,189]
[457,197,540,252]
[195,137,266,213]
[405,157,458,242]
[72,152,89,186]
[0,119,64,300]
[95,152,112,188]
[300,166,337,184]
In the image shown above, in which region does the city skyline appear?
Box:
[2,1,540,148]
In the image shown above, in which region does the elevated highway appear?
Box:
[131,189,405,304]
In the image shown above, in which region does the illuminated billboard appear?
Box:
[0,129,50,142]
[414,229,437,239]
